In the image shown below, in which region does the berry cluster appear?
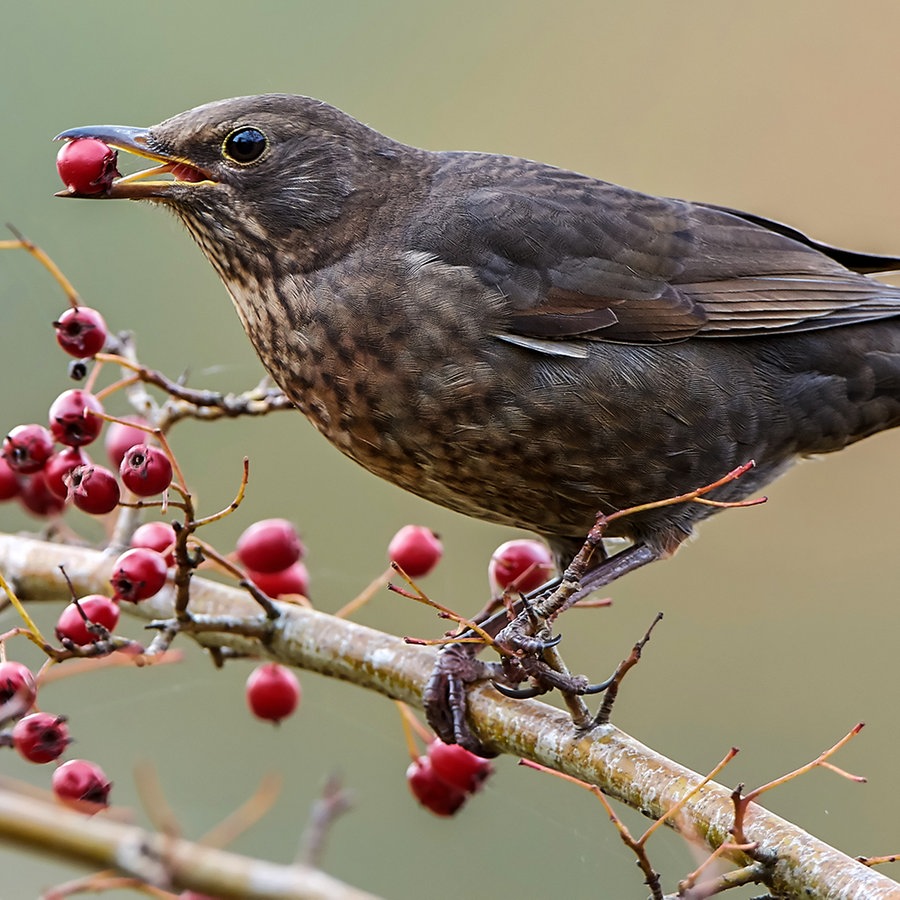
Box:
[51,539,174,652]
[236,518,309,598]
[406,738,493,816]
[48,538,176,658]
[235,523,307,724]
[0,298,176,521]
[1,406,173,519]
[48,522,179,659]
[0,658,111,812]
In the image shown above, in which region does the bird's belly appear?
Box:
[267,332,767,541]
[279,353,589,532]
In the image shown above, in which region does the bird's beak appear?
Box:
[53,124,214,199]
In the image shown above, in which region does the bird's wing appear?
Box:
[695,202,900,275]
[422,161,900,343]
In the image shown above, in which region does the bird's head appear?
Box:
[55,94,408,272]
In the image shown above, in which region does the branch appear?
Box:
[0,780,378,900]
[1,532,897,899]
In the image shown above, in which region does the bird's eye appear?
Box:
[222,127,268,164]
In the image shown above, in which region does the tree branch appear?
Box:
[0,781,378,900]
[1,532,896,899]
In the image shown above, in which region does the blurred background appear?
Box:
[2,2,899,897]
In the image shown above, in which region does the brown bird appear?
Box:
[56,95,900,743]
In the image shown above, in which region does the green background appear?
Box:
[2,3,899,897]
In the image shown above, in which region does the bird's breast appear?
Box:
[221,254,591,525]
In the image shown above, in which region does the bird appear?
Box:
[56,94,900,745]
[55,93,900,572]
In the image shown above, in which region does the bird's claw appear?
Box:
[423,642,501,756]
[491,681,545,700]
[580,674,617,695]
[491,652,617,703]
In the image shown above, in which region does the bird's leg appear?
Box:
[478,467,754,722]
[494,534,658,653]
[488,541,657,720]
[424,535,660,754]
[461,535,614,627]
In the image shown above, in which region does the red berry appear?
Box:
[44,447,90,499]
[55,595,119,645]
[0,457,20,500]
[12,712,71,763]
[67,464,120,514]
[427,739,494,794]
[246,562,309,598]
[52,758,111,812]
[131,521,176,566]
[406,756,467,816]
[119,444,173,496]
[110,548,168,602]
[0,660,37,718]
[2,424,54,474]
[105,417,151,468]
[388,525,443,577]
[53,306,108,358]
[18,471,66,518]
[56,139,120,196]
[48,389,104,447]
[236,518,304,573]
[245,663,301,723]
[488,539,556,595]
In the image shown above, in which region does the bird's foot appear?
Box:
[492,605,616,728]
[423,540,660,750]
[423,641,505,755]
[424,597,616,750]
[423,632,613,752]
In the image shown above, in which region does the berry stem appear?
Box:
[192,457,249,528]
[604,460,763,525]
[389,564,508,654]
[197,771,283,848]
[742,723,866,804]
[188,536,243,578]
[93,373,143,403]
[332,568,391,619]
[82,358,104,395]
[93,410,188,495]
[1,225,83,308]
[395,700,429,760]
[189,535,284,617]
[0,568,46,646]
[142,428,186,497]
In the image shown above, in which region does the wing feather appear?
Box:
[418,155,900,345]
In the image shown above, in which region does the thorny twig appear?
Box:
[522,747,738,900]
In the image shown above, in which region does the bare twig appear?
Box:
[1,226,83,307]
[297,774,354,868]
[93,353,293,420]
